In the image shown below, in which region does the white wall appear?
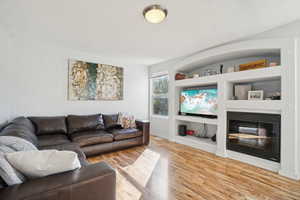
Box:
[0,29,149,123]
[252,20,300,39]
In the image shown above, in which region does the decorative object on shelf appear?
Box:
[192,74,200,78]
[269,62,278,67]
[203,69,210,76]
[175,73,186,80]
[234,65,240,72]
[211,134,216,142]
[195,124,209,138]
[227,66,235,73]
[269,92,281,100]
[239,59,267,71]
[248,90,264,100]
[234,84,252,100]
[211,69,218,75]
[204,68,218,76]
[186,130,195,136]
[220,64,224,74]
[68,59,123,101]
[178,124,187,136]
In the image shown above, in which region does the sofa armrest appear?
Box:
[0,162,116,200]
[136,120,150,145]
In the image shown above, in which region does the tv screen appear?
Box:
[180,87,217,117]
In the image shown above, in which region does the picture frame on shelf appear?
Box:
[248,90,264,100]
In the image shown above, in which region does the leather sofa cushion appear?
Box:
[112,136,143,151]
[11,117,35,133]
[0,117,38,146]
[109,128,142,141]
[67,114,104,134]
[29,116,67,135]
[0,162,115,200]
[37,134,71,147]
[102,114,121,129]
[71,130,113,147]
[81,143,113,157]
[81,136,143,157]
[39,143,89,167]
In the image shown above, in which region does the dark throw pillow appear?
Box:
[102,114,121,130]
[67,114,104,134]
[29,116,67,136]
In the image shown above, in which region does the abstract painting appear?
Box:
[68,59,123,100]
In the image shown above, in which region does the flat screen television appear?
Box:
[179,86,218,118]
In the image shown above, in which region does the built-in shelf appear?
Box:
[174,135,216,153]
[225,66,282,83]
[175,66,282,87]
[225,100,282,114]
[170,40,300,180]
[175,74,220,87]
[175,115,218,125]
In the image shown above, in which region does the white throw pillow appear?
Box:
[6,150,81,179]
[0,136,38,151]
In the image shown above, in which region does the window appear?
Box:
[151,74,168,116]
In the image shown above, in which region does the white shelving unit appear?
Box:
[175,74,220,87]
[175,115,218,125]
[225,100,282,114]
[169,39,300,180]
[174,135,216,153]
[224,65,282,82]
[174,66,283,153]
[175,66,282,87]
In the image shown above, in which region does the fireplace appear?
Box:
[227,112,280,162]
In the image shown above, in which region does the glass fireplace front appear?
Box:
[227,112,280,162]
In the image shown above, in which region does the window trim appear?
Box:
[151,114,169,119]
[150,72,169,118]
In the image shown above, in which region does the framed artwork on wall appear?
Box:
[68,59,123,101]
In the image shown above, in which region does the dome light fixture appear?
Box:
[143,5,167,24]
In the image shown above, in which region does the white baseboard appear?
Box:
[174,136,216,154]
[150,133,169,140]
[227,150,280,172]
[279,169,300,180]
[215,150,227,158]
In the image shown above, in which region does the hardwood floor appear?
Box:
[88,136,300,200]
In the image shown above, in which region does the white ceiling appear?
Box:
[1,0,300,65]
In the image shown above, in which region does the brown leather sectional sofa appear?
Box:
[0,114,150,200]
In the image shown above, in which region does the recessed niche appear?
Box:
[177,53,281,78]
[177,121,217,143]
[178,48,281,72]
[229,78,281,101]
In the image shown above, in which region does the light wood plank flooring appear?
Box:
[88,136,300,200]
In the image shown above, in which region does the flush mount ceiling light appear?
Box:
[143,5,167,24]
